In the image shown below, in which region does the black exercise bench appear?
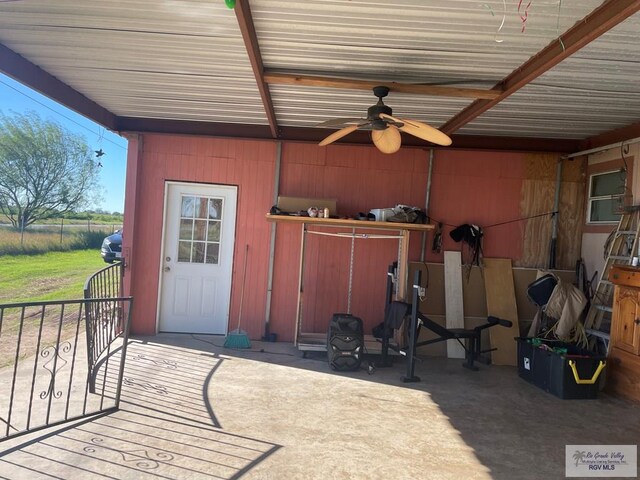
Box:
[379,266,512,382]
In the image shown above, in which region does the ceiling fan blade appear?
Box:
[318,125,360,146]
[316,117,366,128]
[371,126,401,154]
[380,113,452,146]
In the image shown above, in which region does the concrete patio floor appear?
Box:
[0,334,638,479]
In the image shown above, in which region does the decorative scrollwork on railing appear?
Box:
[83,437,174,469]
[130,354,178,370]
[83,436,104,453]
[40,342,72,400]
[122,377,168,395]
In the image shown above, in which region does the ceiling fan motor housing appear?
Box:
[368,85,393,128]
[367,104,393,128]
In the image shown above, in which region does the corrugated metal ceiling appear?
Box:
[0,0,638,142]
[0,0,268,124]
[252,0,610,130]
[458,12,640,138]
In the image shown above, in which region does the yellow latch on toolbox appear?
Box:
[568,360,606,385]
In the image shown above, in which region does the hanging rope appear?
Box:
[430,210,557,230]
[483,210,558,230]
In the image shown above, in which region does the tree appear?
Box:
[0,112,101,229]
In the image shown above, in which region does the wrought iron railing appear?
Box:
[84,261,122,300]
[84,262,124,377]
[0,297,132,442]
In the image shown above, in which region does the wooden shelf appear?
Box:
[265,214,434,231]
[266,212,427,350]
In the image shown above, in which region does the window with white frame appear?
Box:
[587,170,626,223]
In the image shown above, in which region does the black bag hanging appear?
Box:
[449,224,483,266]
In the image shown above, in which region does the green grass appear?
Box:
[0,228,109,255]
[1,212,123,225]
[0,249,105,303]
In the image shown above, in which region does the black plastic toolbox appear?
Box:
[516,338,606,399]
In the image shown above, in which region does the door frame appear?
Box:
[155,180,238,334]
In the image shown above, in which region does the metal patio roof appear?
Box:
[0,0,639,152]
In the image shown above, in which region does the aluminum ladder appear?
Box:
[584,208,640,353]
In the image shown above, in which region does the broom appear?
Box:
[224,244,251,349]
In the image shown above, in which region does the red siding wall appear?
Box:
[427,149,526,261]
[124,135,528,340]
[124,135,276,337]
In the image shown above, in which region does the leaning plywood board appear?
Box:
[444,251,465,359]
[483,258,520,366]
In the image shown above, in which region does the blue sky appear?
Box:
[0,73,127,213]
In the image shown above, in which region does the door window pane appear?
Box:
[206,244,220,264]
[208,221,221,242]
[179,219,193,240]
[177,194,225,264]
[196,198,209,219]
[193,220,207,241]
[181,196,195,217]
[192,242,206,263]
[209,199,223,220]
[178,241,191,262]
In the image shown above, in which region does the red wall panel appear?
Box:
[269,143,430,340]
[126,136,530,341]
[126,135,276,337]
[426,149,526,263]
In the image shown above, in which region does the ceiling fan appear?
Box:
[317,86,452,154]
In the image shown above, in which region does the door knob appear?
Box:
[163,266,171,272]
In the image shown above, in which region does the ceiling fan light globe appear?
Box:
[371,127,401,154]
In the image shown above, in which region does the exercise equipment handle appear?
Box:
[487,316,512,328]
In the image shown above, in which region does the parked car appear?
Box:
[101,231,122,263]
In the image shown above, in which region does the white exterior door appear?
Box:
[158,182,237,334]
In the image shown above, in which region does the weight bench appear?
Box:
[379,266,512,382]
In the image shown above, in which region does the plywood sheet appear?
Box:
[483,258,520,366]
[407,262,575,355]
[444,251,465,359]
[409,262,575,320]
[519,178,554,268]
[557,181,586,270]
[518,154,585,270]
[525,153,557,181]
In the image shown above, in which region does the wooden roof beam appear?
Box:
[0,42,117,130]
[116,116,581,153]
[581,121,640,151]
[440,0,640,135]
[234,0,278,138]
[264,72,502,100]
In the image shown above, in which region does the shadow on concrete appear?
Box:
[0,338,281,479]
[147,333,640,480]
